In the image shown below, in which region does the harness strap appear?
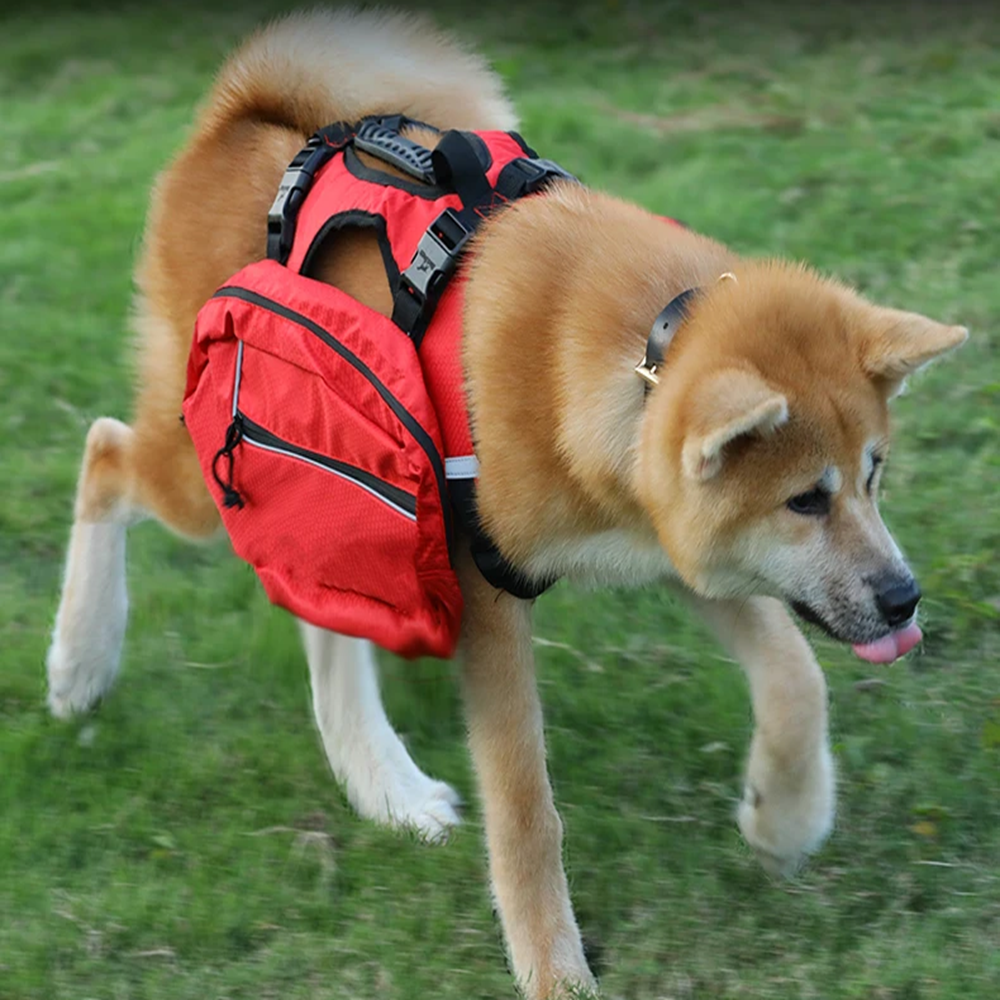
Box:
[267,136,343,265]
[391,131,577,346]
[396,129,576,600]
[390,207,472,348]
[448,477,558,601]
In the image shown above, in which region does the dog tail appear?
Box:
[199,7,518,138]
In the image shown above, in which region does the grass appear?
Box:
[1,2,998,997]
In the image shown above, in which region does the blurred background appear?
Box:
[1,2,997,997]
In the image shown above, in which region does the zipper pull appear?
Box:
[211,415,245,509]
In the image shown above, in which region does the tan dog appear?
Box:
[46,9,967,998]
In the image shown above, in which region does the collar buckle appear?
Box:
[635,287,699,394]
[634,357,660,387]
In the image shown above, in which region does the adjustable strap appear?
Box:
[392,131,577,345]
[390,207,473,348]
[267,122,355,264]
[494,156,577,202]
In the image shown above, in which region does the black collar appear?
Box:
[634,287,698,393]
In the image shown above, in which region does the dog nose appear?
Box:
[875,577,921,627]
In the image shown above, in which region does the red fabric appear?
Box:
[184,262,461,658]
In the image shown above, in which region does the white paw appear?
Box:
[46,631,122,719]
[394,776,463,844]
[351,765,462,844]
[737,741,835,877]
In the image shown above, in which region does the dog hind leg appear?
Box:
[300,622,461,842]
[47,369,220,717]
[47,417,144,717]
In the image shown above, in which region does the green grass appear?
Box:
[2,2,998,997]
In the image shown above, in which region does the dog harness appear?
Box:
[183,116,575,658]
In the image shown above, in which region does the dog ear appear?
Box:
[862,307,968,396]
[682,369,788,480]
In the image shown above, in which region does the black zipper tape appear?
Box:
[237,414,417,520]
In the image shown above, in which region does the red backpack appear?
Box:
[182,117,574,658]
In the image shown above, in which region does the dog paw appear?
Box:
[349,762,461,844]
[737,741,835,877]
[401,777,463,843]
[46,635,121,719]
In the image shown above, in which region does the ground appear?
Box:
[1,2,998,998]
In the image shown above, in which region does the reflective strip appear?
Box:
[445,455,479,480]
[232,340,244,418]
[241,433,417,522]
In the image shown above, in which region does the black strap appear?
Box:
[449,478,556,600]
[430,130,494,224]
[389,207,473,348]
[635,288,698,394]
[391,130,493,344]
[494,156,577,202]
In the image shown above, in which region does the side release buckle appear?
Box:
[266,137,338,264]
[494,156,578,201]
[392,208,472,345]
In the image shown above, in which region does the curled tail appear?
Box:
[200,7,518,138]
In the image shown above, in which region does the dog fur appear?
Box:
[47,9,967,997]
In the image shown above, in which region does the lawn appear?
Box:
[1,2,998,998]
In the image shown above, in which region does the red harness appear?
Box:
[183,117,574,658]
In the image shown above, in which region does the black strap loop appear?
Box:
[430,130,494,224]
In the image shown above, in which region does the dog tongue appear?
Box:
[852,623,922,664]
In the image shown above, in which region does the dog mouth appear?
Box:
[790,601,922,664]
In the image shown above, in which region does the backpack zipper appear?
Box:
[212,287,452,548]
[237,413,417,521]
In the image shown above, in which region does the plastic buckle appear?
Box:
[398,208,471,307]
[494,157,579,204]
[266,137,336,263]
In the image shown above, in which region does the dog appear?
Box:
[45,8,967,997]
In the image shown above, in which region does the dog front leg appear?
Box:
[688,594,835,876]
[458,552,596,998]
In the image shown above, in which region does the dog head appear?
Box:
[637,262,967,662]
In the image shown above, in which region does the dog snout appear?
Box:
[874,575,921,627]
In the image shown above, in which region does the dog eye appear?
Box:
[866,454,883,494]
[786,487,831,516]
